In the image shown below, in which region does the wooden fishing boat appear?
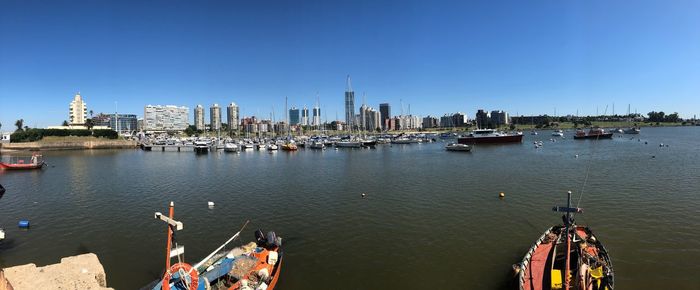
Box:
[144,202,283,290]
[515,192,614,290]
[0,154,46,170]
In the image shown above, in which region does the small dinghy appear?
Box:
[515,191,614,290]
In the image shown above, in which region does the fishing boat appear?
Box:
[573,127,613,140]
[144,202,283,290]
[515,191,613,290]
[445,143,471,152]
[0,154,46,170]
[457,129,523,145]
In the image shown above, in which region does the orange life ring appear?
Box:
[162,262,199,290]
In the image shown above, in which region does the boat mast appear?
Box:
[553,191,583,290]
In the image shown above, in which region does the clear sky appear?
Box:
[1,0,699,129]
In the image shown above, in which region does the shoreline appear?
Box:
[0,137,137,153]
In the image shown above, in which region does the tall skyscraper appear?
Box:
[210,103,221,131]
[227,102,239,131]
[289,106,300,125]
[312,106,321,127]
[143,105,189,131]
[344,75,355,129]
[194,105,205,131]
[379,103,391,130]
[301,106,309,126]
[69,92,88,125]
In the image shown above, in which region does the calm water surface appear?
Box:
[1,127,699,289]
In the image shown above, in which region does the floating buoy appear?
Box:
[208,201,215,207]
[18,220,30,228]
[499,192,505,198]
[361,193,366,198]
[575,154,579,158]
[651,155,655,158]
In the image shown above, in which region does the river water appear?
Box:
[0,126,699,289]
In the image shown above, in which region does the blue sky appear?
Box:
[1,0,699,129]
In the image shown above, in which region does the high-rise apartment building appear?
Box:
[227,102,239,131]
[344,75,355,129]
[312,106,321,127]
[143,105,189,131]
[194,105,205,131]
[301,106,309,126]
[69,92,88,125]
[210,104,221,131]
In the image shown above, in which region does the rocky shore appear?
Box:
[0,253,112,290]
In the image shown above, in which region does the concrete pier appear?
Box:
[1,253,113,290]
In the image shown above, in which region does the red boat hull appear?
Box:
[0,162,45,170]
[457,134,523,144]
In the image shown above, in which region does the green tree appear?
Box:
[62,120,69,126]
[85,118,94,130]
[89,110,94,118]
[15,119,24,132]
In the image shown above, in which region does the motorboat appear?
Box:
[267,144,278,151]
[224,143,239,152]
[574,127,613,140]
[457,129,523,144]
[552,130,564,137]
[445,143,471,152]
[335,141,362,148]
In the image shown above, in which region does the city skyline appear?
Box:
[2,1,700,129]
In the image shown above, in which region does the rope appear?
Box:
[574,105,609,215]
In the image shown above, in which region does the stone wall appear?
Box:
[1,253,113,290]
[0,139,136,151]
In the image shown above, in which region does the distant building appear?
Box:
[359,105,381,131]
[490,110,509,126]
[289,106,300,125]
[301,106,309,126]
[345,75,355,129]
[92,113,137,133]
[144,105,189,131]
[194,105,205,131]
[476,109,490,128]
[440,112,468,128]
[210,104,221,131]
[69,92,88,125]
[423,116,439,129]
[312,106,321,127]
[227,102,239,131]
[379,103,391,130]
[511,115,550,125]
